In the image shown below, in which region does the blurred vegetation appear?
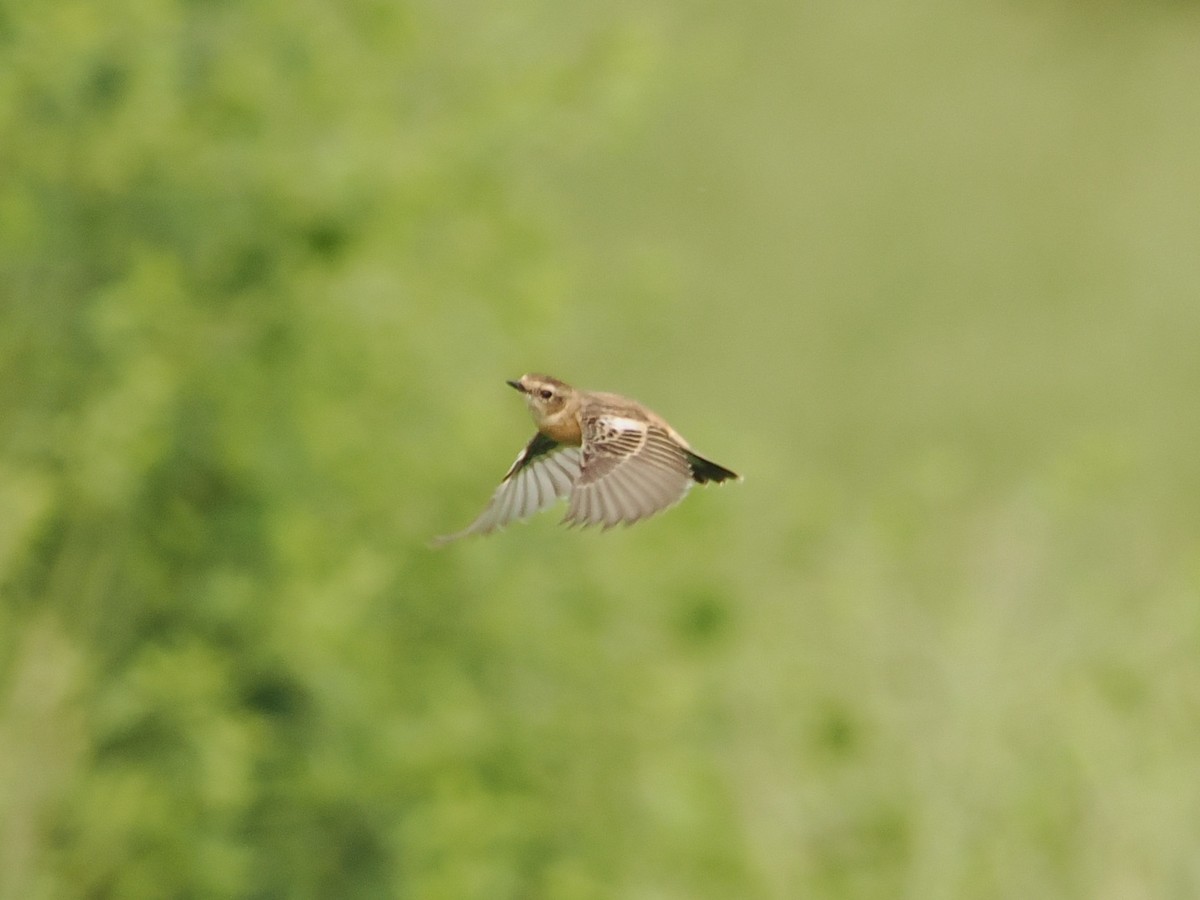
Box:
[3,0,1200,897]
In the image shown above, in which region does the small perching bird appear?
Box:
[433,374,740,544]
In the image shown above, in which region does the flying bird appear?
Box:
[434,374,739,543]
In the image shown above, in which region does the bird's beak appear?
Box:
[506,379,525,393]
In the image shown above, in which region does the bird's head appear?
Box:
[507,374,572,420]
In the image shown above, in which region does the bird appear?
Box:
[434,373,739,543]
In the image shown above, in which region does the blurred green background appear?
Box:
[3,0,1200,897]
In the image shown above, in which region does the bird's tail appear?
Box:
[685,451,740,484]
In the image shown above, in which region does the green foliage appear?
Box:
[3,0,1200,897]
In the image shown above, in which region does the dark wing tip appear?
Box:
[685,452,740,484]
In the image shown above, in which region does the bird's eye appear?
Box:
[539,389,554,400]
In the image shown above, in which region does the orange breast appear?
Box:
[540,413,583,446]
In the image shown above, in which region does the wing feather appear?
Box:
[433,435,582,544]
[565,416,692,528]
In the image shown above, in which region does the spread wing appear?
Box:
[564,415,692,528]
[433,432,581,544]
